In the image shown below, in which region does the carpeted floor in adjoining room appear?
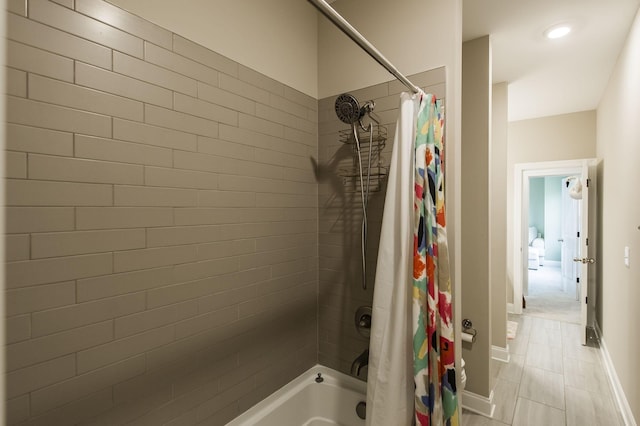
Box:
[524,263,580,324]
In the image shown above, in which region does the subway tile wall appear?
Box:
[4,0,318,424]
[317,69,446,376]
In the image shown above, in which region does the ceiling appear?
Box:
[463,0,640,121]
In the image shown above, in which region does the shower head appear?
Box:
[335,93,364,124]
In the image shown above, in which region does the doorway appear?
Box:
[524,175,580,324]
[513,158,598,345]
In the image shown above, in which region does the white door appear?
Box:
[560,177,580,297]
[575,160,599,345]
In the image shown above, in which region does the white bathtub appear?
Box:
[226,365,367,426]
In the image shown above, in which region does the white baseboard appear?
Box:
[492,345,510,363]
[507,303,515,314]
[596,323,637,426]
[461,389,495,418]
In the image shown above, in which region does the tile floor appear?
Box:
[462,265,625,426]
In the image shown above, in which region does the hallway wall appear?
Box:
[596,5,640,422]
[505,110,597,303]
[461,35,492,399]
[490,82,508,351]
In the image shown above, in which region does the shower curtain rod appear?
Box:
[308,0,421,94]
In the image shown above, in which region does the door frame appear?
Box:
[512,159,586,315]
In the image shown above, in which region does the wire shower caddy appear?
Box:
[338,124,388,193]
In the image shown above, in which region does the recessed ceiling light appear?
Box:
[545,25,571,39]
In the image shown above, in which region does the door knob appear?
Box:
[573,257,595,264]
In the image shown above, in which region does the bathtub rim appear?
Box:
[226,364,367,425]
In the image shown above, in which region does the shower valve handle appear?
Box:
[358,314,371,328]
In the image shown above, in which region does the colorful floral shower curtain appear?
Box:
[412,95,459,425]
[367,93,458,426]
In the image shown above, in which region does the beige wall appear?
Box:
[596,6,640,421]
[317,68,446,375]
[107,0,319,98]
[491,83,508,350]
[318,0,460,99]
[461,36,492,398]
[4,1,318,424]
[505,110,597,303]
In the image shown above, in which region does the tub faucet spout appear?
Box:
[350,349,369,377]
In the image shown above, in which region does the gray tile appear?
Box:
[219,73,269,105]
[145,104,218,138]
[6,123,73,156]
[490,378,519,424]
[6,207,75,234]
[238,64,285,96]
[461,409,508,425]
[7,96,111,138]
[50,0,73,8]
[6,395,30,425]
[494,354,525,383]
[75,134,173,167]
[75,62,173,108]
[6,253,112,289]
[6,315,31,344]
[5,151,26,178]
[76,0,173,49]
[29,73,144,121]
[30,356,145,415]
[6,321,113,371]
[75,207,173,230]
[145,42,218,86]
[23,388,113,426]
[28,153,144,185]
[28,0,143,58]
[508,332,530,356]
[525,342,563,373]
[173,34,238,77]
[113,118,198,151]
[8,13,111,69]
[512,397,565,426]
[7,178,112,207]
[174,93,238,126]
[7,0,26,15]
[6,66,27,97]
[6,354,76,399]
[519,365,565,409]
[565,387,624,426]
[31,292,146,337]
[239,112,284,138]
[529,325,562,348]
[113,51,197,96]
[563,357,609,393]
[6,281,75,316]
[77,266,174,302]
[76,326,174,374]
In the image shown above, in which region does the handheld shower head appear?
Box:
[335,93,364,124]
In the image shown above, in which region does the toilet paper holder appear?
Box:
[462,319,477,343]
